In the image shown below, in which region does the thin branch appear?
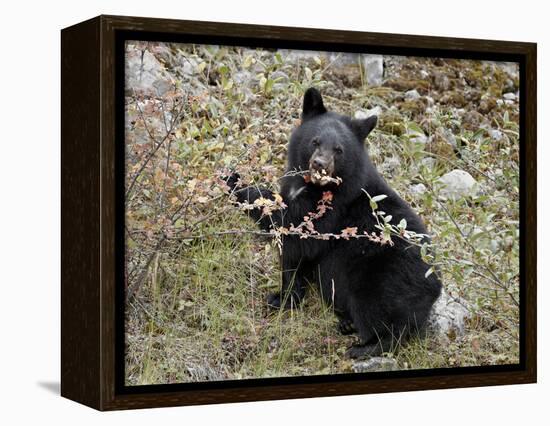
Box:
[125,95,185,200]
[421,181,515,306]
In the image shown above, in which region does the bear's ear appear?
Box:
[302,87,327,120]
[351,115,378,141]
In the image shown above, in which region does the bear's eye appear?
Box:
[312,138,320,147]
[334,146,343,154]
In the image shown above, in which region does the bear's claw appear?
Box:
[338,318,356,335]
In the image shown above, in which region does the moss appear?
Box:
[464,68,485,88]
[440,92,467,107]
[378,110,406,136]
[427,133,456,160]
[365,86,395,98]
[479,98,497,114]
[332,65,363,88]
[462,110,489,131]
[383,78,431,95]
[395,98,428,116]
[465,89,482,103]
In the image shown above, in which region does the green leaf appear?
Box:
[243,55,254,68]
[398,218,407,229]
[425,267,434,278]
[372,194,388,202]
[223,79,233,91]
[265,78,274,94]
[407,122,424,134]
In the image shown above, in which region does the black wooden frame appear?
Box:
[61,15,537,411]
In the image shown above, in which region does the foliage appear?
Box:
[124,41,520,385]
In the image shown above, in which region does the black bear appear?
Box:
[227,88,441,358]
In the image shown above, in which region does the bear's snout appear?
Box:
[308,154,335,186]
[310,157,329,171]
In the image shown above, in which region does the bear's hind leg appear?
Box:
[267,258,310,310]
[345,335,395,359]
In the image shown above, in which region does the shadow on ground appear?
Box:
[37,381,60,395]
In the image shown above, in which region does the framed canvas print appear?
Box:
[61,15,537,410]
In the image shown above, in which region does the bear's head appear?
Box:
[287,88,378,188]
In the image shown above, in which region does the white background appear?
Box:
[0,0,546,423]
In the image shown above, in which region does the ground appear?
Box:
[124,42,520,385]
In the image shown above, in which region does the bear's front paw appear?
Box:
[345,343,382,359]
[267,292,283,309]
[267,292,301,310]
[337,318,356,335]
[222,172,241,192]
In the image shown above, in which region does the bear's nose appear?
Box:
[311,158,327,171]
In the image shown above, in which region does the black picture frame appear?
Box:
[61,14,537,411]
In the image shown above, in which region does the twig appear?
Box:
[422,181,516,306]
[126,236,167,301]
[125,94,185,200]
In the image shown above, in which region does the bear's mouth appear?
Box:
[307,168,342,186]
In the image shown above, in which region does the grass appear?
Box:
[124,42,520,385]
[126,213,357,384]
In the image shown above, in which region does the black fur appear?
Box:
[227,88,442,358]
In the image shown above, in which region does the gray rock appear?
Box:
[428,289,470,336]
[438,127,457,149]
[380,156,401,174]
[503,92,517,101]
[405,89,421,100]
[180,57,198,76]
[352,357,398,373]
[437,169,479,200]
[234,70,254,86]
[354,106,382,120]
[327,52,360,65]
[503,78,515,94]
[280,50,360,66]
[152,44,175,65]
[406,128,428,145]
[434,71,451,91]
[279,49,322,62]
[410,183,427,195]
[489,129,504,142]
[494,61,519,79]
[270,70,290,82]
[152,78,173,96]
[270,71,290,91]
[126,49,173,95]
[421,157,436,170]
[362,54,384,86]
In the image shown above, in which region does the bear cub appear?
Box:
[227,88,442,358]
